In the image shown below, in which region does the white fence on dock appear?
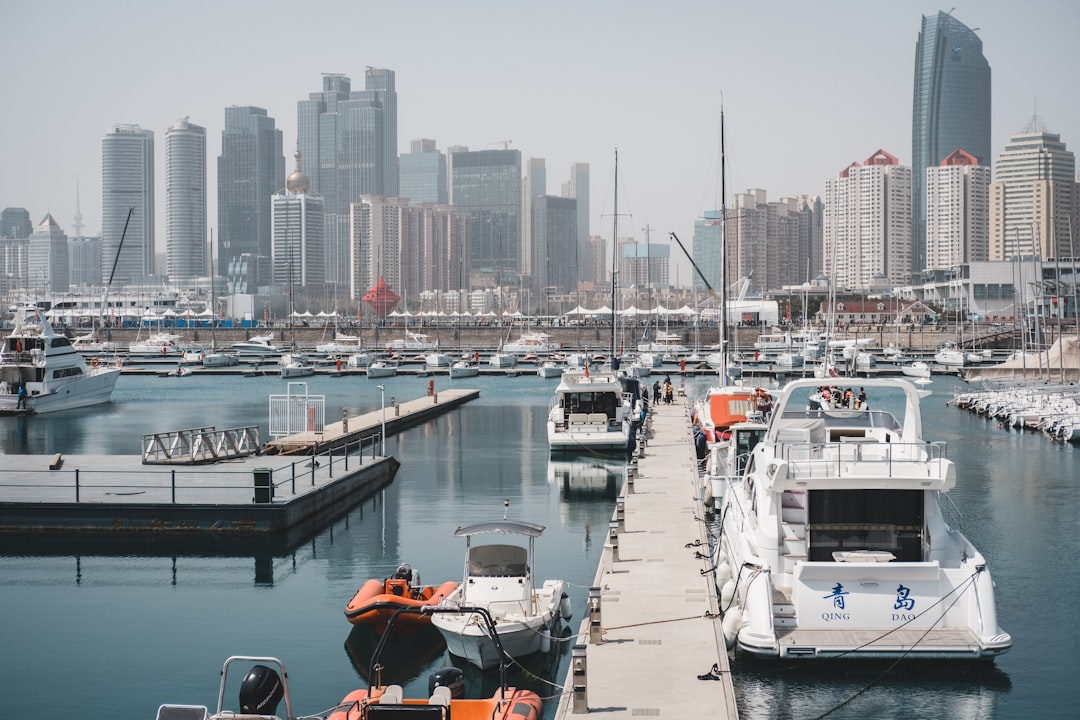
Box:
[269,382,325,439]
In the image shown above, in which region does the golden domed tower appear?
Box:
[286,145,309,194]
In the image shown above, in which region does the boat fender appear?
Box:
[428,667,464,699]
[560,592,573,620]
[541,632,551,654]
[715,559,733,586]
[239,665,284,716]
[703,482,713,506]
[720,578,737,609]
[721,608,744,650]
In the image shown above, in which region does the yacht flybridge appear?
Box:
[714,377,1011,662]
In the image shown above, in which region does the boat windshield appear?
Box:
[779,409,901,432]
[467,545,528,576]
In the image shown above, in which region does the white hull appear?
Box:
[366,362,397,378]
[537,362,565,379]
[546,417,631,451]
[448,362,479,379]
[433,581,566,669]
[0,369,120,414]
[202,352,240,367]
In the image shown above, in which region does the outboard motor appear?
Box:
[239,664,284,716]
[428,666,465,699]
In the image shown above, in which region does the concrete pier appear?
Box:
[554,399,738,718]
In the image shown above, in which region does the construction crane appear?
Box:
[490,139,513,150]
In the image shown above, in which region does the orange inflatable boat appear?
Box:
[345,563,458,629]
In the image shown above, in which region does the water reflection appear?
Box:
[548,454,624,500]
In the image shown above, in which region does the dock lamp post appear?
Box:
[377,384,386,456]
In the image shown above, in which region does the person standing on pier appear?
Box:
[16,384,26,409]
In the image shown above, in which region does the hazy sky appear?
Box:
[2,0,1077,287]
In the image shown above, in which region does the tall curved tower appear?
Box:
[912,11,990,277]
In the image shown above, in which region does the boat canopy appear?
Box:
[454,520,545,538]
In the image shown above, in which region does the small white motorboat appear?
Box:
[366,360,398,379]
[432,519,571,670]
[279,353,315,378]
[448,360,479,379]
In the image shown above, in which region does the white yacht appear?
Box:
[0,306,121,414]
[714,377,1012,662]
[231,333,281,356]
[503,332,561,354]
[388,330,438,352]
[547,368,634,453]
[636,331,687,354]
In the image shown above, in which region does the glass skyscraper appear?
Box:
[450,148,522,282]
[102,124,155,284]
[912,11,990,278]
[218,106,284,290]
[297,70,398,293]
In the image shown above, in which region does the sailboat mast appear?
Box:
[719,107,729,384]
[611,148,619,360]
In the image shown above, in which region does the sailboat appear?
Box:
[202,232,240,367]
[692,107,761,445]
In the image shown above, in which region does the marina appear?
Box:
[0,372,1075,719]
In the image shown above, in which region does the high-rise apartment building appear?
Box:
[349,195,468,302]
[990,124,1078,260]
[218,106,284,289]
[271,150,325,290]
[727,190,815,296]
[68,235,103,288]
[102,124,155,284]
[912,11,990,278]
[0,207,32,294]
[562,163,592,283]
[522,158,546,280]
[824,150,912,290]
[399,139,447,205]
[28,214,69,294]
[925,149,990,269]
[449,148,522,284]
[297,70,398,293]
[532,195,577,303]
[165,117,207,280]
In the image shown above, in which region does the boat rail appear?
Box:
[776,440,949,481]
[142,426,261,464]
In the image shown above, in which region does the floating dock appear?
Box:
[554,399,738,718]
[0,389,480,535]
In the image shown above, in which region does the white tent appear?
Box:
[562,305,592,316]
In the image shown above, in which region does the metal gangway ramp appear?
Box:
[142,425,261,464]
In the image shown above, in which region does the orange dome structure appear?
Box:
[363,277,400,317]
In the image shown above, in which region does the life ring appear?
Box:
[91,357,99,367]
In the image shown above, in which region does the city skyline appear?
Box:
[2,1,1077,289]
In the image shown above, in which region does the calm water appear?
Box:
[0,372,1076,719]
